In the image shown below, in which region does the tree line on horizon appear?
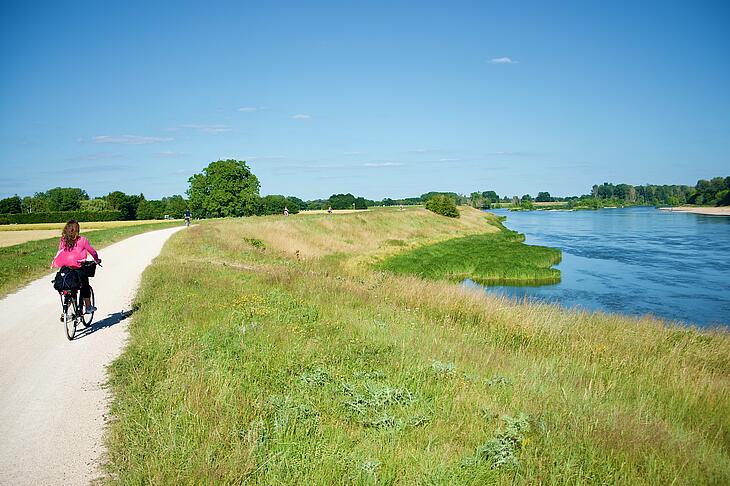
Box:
[1,159,727,222]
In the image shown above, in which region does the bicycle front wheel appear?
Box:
[80,286,95,327]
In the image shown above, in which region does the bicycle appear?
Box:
[56,261,98,340]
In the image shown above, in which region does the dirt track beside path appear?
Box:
[0,226,184,485]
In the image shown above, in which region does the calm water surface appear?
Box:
[471,207,730,327]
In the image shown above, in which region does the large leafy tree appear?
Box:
[481,191,500,203]
[162,195,188,219]
[105,191,142,220]
[44,187,89,211]
[0,195,22,214]
[136,198,166,220]
[188,159,261,217]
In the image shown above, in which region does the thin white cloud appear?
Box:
[364,162,403,168]
[488,57,518,64]
[439,157,461,162]
[66,151,125,161]
[290,114,312,120]
[92,135,174,144]
[408,148,443,154]
[237,106,267,112]
[154,151,186,158]
[180,124,231,133]
[343,151,363,156]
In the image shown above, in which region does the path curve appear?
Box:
[0,226,184,485]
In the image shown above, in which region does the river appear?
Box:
[469,207,730,327]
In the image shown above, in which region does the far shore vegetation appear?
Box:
[105,206,730,484]
[1,160,727,224]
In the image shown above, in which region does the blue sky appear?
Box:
[1,1,728,200]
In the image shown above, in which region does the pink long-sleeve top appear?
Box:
[52,236,99,268]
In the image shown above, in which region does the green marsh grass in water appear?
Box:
[378,224,561,286]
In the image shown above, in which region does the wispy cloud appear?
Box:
[343,151,363,156]
[92,135,173,145]
[488,57,519,64]
[66,151,125,161]
[364,162,404,168]
[290,114,312,120]
[154,151,186,158]
[180,124,231,133]
[237,106,267,112]
[408,148,444,154]
[438,157,461,162]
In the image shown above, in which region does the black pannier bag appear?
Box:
[53,266,82,291]
[78,261,97,278]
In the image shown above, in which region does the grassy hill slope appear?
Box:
[105,207,730,484]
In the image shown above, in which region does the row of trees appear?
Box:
[3,160,727,222]
[0,190,190,220]
[461,176,730,210]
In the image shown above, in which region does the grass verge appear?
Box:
[0,220,183,297]
[105,209,730,483]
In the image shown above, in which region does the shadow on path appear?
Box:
[73,309,134,340]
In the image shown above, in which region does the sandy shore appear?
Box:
[659,206,730,216]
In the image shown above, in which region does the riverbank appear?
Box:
[659,206,730,216]
[105,207,730,483]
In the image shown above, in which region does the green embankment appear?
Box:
[378,220,561,285]
[105,208,730,484]
[0,221,182,297]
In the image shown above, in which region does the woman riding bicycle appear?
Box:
[52,220,101,316]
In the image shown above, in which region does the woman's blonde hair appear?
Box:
[61,220,80,250]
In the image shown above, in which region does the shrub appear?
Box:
[0,210,122,225]
[425,195,459,218]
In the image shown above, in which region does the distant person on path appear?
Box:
[283,207,289,217]
[184,208,191,227]
[51,220,101,317]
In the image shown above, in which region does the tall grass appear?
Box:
[105,209,730,484]
[0,220,182,297]
[378,230,561,285]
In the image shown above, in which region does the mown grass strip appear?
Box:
[0,220,182,297]
[377,225,562,286]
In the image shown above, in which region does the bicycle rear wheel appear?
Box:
[64,296,76,340]
[80,286,95,327]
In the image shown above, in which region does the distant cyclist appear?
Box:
[184,208,191,227]
[51,220,101,317]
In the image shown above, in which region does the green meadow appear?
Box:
[0,220,182,297]
[105,207,730,484]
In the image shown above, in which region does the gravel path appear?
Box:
[0,226,184,485]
